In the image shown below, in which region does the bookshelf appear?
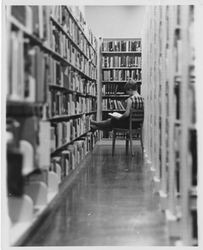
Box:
[100,38,142,138]
[142,6,197,246]
[6,5,98,246]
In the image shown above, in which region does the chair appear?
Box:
[112,107,144,156]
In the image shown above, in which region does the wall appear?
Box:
[84,6,146,39]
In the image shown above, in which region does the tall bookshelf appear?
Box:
[142,6,197,246]
[100,38,142,138]
[5,5,98,246]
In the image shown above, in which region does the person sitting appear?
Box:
[90,79,144,130]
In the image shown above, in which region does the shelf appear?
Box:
[10,16,34,36]
[6,101,43,117]
[86,94,97,99]
[102,38,141,40]
[49,113,83,122]
[51,130,92,156]
[175,25,181,31]
[102,80,142,83]
[9,196,54,246]
[189,186,197,197]
[49,84,75,94]
[188,124,196,130]
[189,186,197,211]
[174,74,182,82]
[7,7,99,247]
[101,51,141,54]
[65,6,96,54]
[50,16,96,68]
[9,16,96,82]
[10,16,43,47]
[11,149,94,246]
[49,85,96,98]
[101,38,142,138]
[42,46,96,82]
[175,120,181,125]
[49,111,96,122]
[102,95,128,98]
[102,67,141,70]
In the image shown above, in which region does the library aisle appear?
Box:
[3,4,201,248]
[23,141,169,246]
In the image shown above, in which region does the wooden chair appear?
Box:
[112,107,144,156]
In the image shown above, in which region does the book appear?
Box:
[7,122,24,196]
[15,116,39,169]
[37,121,51,169]
[31,6,40,37]
[11,6,26,26]
[108,112,122,118]
[7,4,98,202]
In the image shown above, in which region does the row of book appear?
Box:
[51,131,98,179]
[102,40,141,52]
[10,6,97,53]
[174,77,195,125]
[7,117,51,196]
[50,23,97,69]
[102,55,141,68]
[50,114,95,150]
[68,6,97,49]
[51,6,97,50]
[188,128,197,186]
[8,32,51,102]
[173,125,197,194]
[10,7,97,82]
[174,79,180,120]
[102,69,142,81]
[102,83,126,95]
[48,90,96,117]
[11,6,49,41]
[7,6,99,243]
[70,7,97,49]
[174,124,181,193]
[6,114,97,196]
[49,62,96,95]
[7,30,96,103]
[102,99,126,111]
[174,30,182,75]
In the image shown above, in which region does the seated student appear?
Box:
[90,79,144,130]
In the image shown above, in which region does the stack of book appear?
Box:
[102,39,141,52]
[102,69,142,81]
[102,55,141,68]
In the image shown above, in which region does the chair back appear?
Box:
[129,106,144,130]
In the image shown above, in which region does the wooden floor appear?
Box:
[23,140,170,246]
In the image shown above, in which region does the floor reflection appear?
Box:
[24,144,169,246]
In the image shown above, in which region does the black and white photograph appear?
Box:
[1,0,203,248]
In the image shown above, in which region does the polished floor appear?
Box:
[24,140,169,246]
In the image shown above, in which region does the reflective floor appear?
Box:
[24,141,169,246]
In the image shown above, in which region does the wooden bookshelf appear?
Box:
[142,6,197,246]
[100,38,142,138]
[6,5,99,246]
